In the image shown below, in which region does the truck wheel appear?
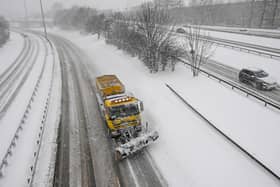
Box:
[107,129,112,137]
[115,150,123,161]
[251,82,257,88]
[256,82,263,90]
[239,77,245,83]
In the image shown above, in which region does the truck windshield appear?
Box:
[109,104,139,118]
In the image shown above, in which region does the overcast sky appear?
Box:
[0,0,240,19]
[0,0,150,19]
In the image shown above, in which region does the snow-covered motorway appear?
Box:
[49,34,166,187]
[0,33,33,119]
[202,60,280,105]
[0,31,60,186]
[1,28,280,186]
[175,30,280,60]
[48,30,280,186]
[197,25,280,39]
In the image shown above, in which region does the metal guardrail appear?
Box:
[194,26,280,40]
[0,33,53,186]
[28,35,56,186]
[0,35,42,177]
[174,57,280,111]
[165,83,280,181]
[117,20,280,59]
[209,37,280,60]
[173,31,280,60]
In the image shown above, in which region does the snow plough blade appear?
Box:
[115,131,159,160]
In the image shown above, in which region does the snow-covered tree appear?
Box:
[136,3,175,72]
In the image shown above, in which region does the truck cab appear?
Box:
[95,74,158,160]
[95,75,143,137]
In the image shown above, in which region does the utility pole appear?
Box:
[39,0,48,39]
[24,0,29,28]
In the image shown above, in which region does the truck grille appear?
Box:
[114,120,138,129]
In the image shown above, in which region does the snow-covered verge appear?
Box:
[32,41,61,186]
[0,32,24,75]
[50,29,280,187]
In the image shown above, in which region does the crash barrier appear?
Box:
[166,83,280,181]
[0,34,54,187]
[174,57,280,111]
[174,31,280,60]
[27,36,55,186]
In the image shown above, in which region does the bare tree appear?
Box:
[159,38,185,71]
[193,0,216,25]
[259,0,268,28]
[136,3,174,72]
[271,0,279,27]
[154,0,185,9]
[247,0,255,27]
[182,26,214,77]
[86,14,105,39]
[104,3,184,73]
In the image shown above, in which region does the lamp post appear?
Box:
[39,0,48,39]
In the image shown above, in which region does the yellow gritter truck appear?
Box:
[95,75,159,160]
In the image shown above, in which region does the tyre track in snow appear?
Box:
[62,36,167,187]
[53,36,120,187]
[52,37,96,187]
[0,35,31,91]
[0,33,28,78]
[52,41,70,187]
[50,34,166,187]
[0,32,51,181]
[0,34,39,120]
[62,41,96,187]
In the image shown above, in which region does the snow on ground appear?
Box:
[212,46,280,82]
[178,25,280,49]
[0,33,59,186]
[175,31,280,83]
[203,29,280,49]
[50,28,280,187]
[0,34,43,163]
[33,41,61,187]
[0,32,24,75]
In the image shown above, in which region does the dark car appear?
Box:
[239,29,248,32]
[176,28,186,34]
[238,68,278,91]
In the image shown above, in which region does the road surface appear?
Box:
[50,34,166,187]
